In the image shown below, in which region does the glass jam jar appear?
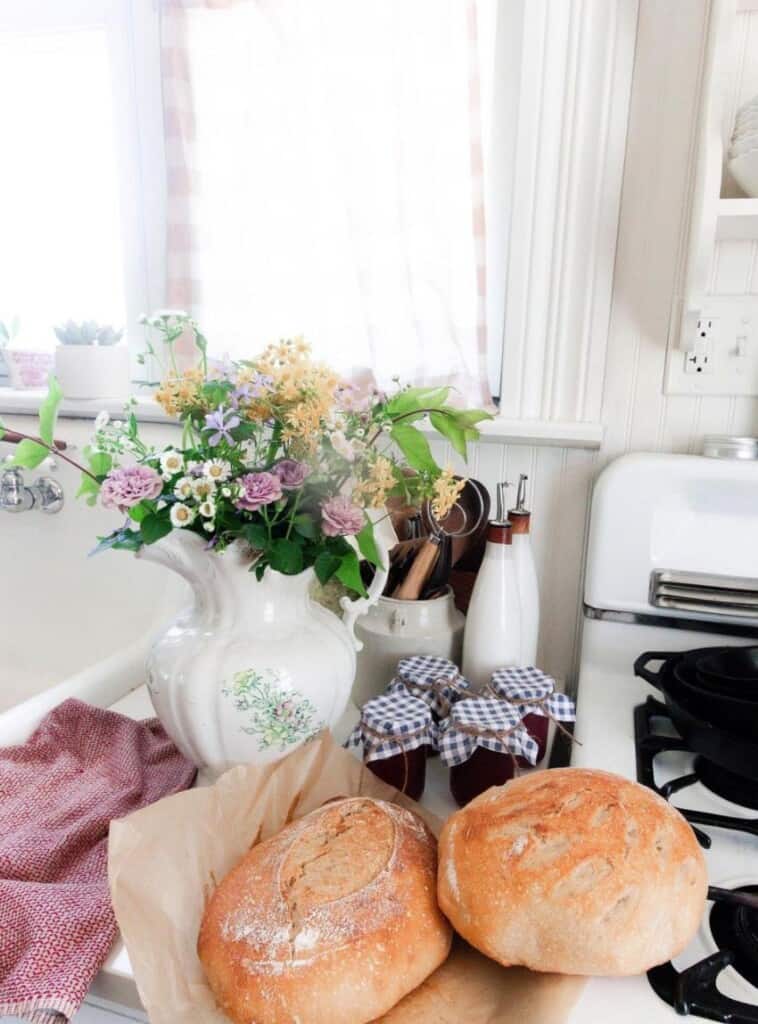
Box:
[390,655,470,722]
[438,697,537,806]
[489,668,575,765]
[347,692,434,801]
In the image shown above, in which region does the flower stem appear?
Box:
[7,430,98,481]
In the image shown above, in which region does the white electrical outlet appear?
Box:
[666,298,758,395]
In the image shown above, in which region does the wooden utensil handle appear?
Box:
[393,538,440,600]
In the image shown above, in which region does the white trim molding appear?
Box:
[0,389,603,449]
[499,0,639,426]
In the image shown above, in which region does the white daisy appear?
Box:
[239,439,257,468]
[160,449,184,477]
[94,410,110,431]
[174,476,194,500]
[198,499,216,519]
[203,458,231,483]
[192,477,216,501]
[170,503,195,528]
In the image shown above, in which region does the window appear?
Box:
[0,0,162,371]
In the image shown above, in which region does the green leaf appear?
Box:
[140,512,172,545]
[76,472,101,506]
[292,513,318,540]
[335,549,367,597]
[390,423,437,473]
[356,517,383,569]
[38,375,63,446]
[453,407,493,427]
[314,551,341,585]
[269,537,304,575]
[128,501,153,523]
[10,438,48,469]
[243,522,269,549]
[386,385,450,418]
[429,411,467,460]
[88,450,112,477]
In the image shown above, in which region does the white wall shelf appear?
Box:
[715,197,758,239]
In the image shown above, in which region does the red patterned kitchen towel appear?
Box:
[0,697,196,1024]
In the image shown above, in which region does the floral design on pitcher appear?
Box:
[222,669,323,752]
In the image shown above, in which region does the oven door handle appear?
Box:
[633,651,673,691]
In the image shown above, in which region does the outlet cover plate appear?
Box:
[665,296,758,396]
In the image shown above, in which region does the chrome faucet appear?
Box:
[0,467,64,514]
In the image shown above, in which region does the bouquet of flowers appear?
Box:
[1,312,491,596]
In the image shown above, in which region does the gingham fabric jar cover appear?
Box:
[346,692,435,764]
[438,697,539,768]
[488,666,576,722]
[388,655,471,719]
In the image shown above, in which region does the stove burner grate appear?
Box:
[711,886,758,990]
[635,696,758,1022]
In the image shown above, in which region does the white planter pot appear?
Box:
[54,344,129,400]
[136,530,390,769]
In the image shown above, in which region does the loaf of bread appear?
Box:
[198,797,452,1024]
[438,768,707,976]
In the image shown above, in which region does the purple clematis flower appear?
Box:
[203,405,240,446]
[229,373,274,409]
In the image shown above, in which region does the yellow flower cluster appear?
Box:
[432,467,466,520]
[154,367,204,417]
[250,338,343,444]
[354,455,397,508]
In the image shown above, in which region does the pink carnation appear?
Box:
[235,471,283,512]
[272,459,311,490]
[321,496,364,537]
[100,465,164,513]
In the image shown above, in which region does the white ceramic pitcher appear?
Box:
[137,527,390,769]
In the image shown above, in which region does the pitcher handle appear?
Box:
[340,512,395,652]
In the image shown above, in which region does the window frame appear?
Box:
[0,0,166,389]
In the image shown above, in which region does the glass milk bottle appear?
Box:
[462,519,522,690]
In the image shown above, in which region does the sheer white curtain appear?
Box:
[161,0,497,405]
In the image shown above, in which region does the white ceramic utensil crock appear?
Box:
[352,588,465,708]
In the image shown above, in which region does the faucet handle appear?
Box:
[32,476,65,514]
[0,468,34,512]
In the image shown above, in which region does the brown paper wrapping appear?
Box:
[108,732,584,1024]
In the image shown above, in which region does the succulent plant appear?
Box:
[54,319,124,346]
[0,316,20,348]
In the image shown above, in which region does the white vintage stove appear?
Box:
[567,450,758,1024]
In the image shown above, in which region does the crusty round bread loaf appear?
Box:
[198,797,452,1024]
[437,768,707,976]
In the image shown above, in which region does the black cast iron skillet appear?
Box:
[634,651,758,781]
[672,660,758,738]
[696,646,758,694]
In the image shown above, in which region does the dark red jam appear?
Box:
[449,746,515,806]
[518,711,549,765]
[367,745,428,800]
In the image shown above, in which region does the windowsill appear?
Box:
[0,388,604,449]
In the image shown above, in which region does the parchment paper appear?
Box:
[108,731,584,1024]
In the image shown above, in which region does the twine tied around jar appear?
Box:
[437,697,539,768]
[486,666,578,744]
[390,655,471,719]
[346,692,435,793]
